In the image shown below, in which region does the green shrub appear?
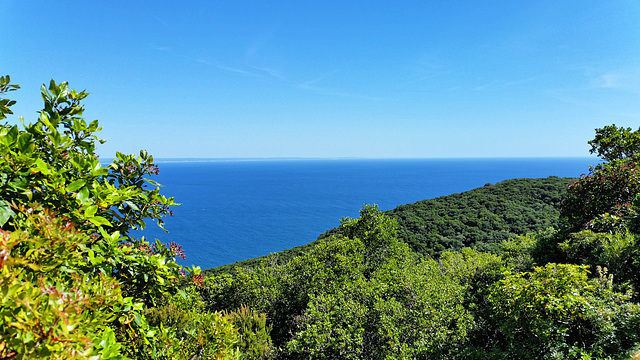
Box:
[0,211,127,359]
[224,305,272,359]
[0,76,241,359]
[485,263,640,359]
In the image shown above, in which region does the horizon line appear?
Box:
[99,155,598,164]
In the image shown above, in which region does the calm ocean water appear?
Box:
[136,158,595,269]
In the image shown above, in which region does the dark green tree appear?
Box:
[561,125,640,233]
[589,124,640,162]
[560,157,640,232]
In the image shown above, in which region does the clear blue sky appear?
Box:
[2,1,639,159]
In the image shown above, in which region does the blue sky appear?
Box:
[2,1,639,159]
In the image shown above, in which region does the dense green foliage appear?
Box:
[588,124,640,162]
[202,206,474,359]
[387,176,570,255]
[484,264,639,359]
[203,206,640,359]
[0,78,243,359]
[222,305,273,359]
[1,212,130,359]
[561,155,640,233]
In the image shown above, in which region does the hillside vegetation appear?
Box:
[388,176,571,255]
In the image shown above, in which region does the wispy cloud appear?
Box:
[474,80,501,91]
[150,43,172,52]
[150,14,170,27]
[196,59,255,76]
[295,72,346,95]
[296,71,337,88]
[295,73,389,101]
[197,59,290,81]
[547,69,640,121]
[548,65,640,107]
[394,55,452,89]
[249,65,286,81]
[474,77,538,91]
[589,67,640,94]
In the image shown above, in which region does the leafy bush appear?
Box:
[485,263,640,359]
[497,231,539,272]
[145,304,243,360]
[0,76,240,359]
[561,156,640,232]
[0,211,127,359]
[224,305,272,359]
[559,230,639,299]
[0,79,176,236]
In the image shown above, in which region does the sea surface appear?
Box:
[136,158,596,269]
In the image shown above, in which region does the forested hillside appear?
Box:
[210,176,572,274]
[387,176,571,255]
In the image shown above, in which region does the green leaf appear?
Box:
[77,187,90,204]
[144,178,161,187]
[17,133,33,153]
[6,125,18,144]
[67,179,86,192]
[88,216,112,227]
[0,200,16,227]
[124,201,139,211]
[49,128,62,146]
[91,166,109,176]
[133,312,142,327]
[84,204,98,218]
[23,331,34,344]
[9,176,28,191]
[35,158,51,175]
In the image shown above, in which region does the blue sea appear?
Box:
[136,158,595,269]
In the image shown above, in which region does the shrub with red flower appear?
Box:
[561,155,640,232]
